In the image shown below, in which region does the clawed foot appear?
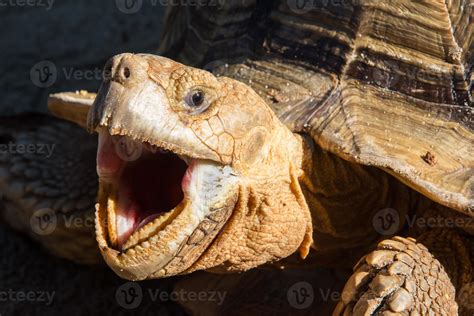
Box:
[333,236,457,315]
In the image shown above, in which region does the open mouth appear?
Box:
[95,125,239,280]
[97,131,193,250]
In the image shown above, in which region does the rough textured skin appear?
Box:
[334,202,474,316]
[298,139,417,267]
[156,3,474,312]
[417,229,474,316]
[334,236,458,315]
[0,115,100,264]
[161,0,474,214]
[89,53,313,280]
[184,178,311,274]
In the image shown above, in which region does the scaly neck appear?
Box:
[291,133,414,266]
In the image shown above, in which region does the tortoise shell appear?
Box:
[159,0,473,213]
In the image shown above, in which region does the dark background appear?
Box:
[0,0,165,116]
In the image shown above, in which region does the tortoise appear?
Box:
[0,0,473,315]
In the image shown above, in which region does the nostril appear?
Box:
[123,67,131,79]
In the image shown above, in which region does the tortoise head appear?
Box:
[88,53,313,280]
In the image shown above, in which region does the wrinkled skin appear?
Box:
[88,53,313,280]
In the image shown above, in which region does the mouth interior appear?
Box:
[97,131,238,255]
[120,150,188,229]
[97,132,190,249]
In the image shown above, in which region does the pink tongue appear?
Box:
[115,182,164,248]
[116,182,138,248]
[97,132,125,181]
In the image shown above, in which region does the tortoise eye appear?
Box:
[191,91,204,106]
[186,90,205,107]
[185,90,210,114]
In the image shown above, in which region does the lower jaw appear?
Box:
[94,184,238,280]
[94,158,240,279]
[104,183,189,251]
[94,182,189,279]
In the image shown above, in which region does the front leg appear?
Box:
[333,233,471,315]
[0,115,100,264]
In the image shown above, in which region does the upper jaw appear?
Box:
[87,75,221,163]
